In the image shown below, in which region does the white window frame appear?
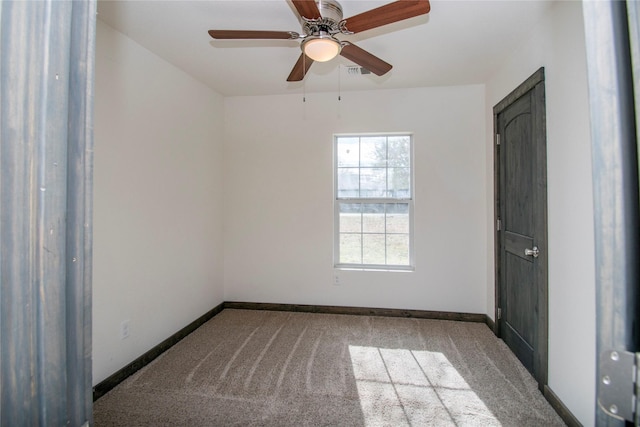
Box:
[333,133,414,271]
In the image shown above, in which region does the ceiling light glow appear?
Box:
[303,36,341,62]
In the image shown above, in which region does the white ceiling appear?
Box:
[97,0,555,96]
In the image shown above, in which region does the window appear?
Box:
[334,134,413,270]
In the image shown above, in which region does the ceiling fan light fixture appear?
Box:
[302,35,341,62]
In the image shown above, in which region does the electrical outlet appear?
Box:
[120,320,130,340]
[334,274,340,286]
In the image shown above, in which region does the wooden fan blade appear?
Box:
[342,0,430,34]
[340,43,392,76]
[287,53,314,82]
[208,30,299,40]
[291,0,322,19]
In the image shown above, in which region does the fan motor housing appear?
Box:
[303,0,344,36]
[317,0,343,23]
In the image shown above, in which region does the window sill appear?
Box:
[334,266,414,273]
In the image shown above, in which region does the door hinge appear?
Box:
[497,308,502,320]
[497,219,502,231]
[496,134,501,146]
[598,349,639,423]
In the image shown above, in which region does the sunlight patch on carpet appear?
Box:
[349,346,501,426]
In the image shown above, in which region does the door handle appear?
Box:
[524,246,540,258]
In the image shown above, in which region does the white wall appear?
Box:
[93,20,225,385]
[223,86,487,314]
[485,1,596,424]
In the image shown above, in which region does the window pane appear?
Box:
[387,234,410,265]
[388,167,410,198]
[339,203,361,233]
[360,168,386,198]
[334,134,412,269]
[340,234,362,264]
[362,203,385,233]
[337,137,360,167]
[388,136,410,167]
[362,234,385,265]
[386,203,410,234]
[360,137,387,167]
[337,167,359,198]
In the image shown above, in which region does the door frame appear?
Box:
[0,1,95,423]
[493,67,549,390]
[583,1,640,425]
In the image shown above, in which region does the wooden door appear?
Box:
[494,68,548,388]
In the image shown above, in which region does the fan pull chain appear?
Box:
[336,64,343,120]
[302,55,307,120]
[338,64,341,101]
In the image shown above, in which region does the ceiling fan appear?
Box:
[208,0,431,82]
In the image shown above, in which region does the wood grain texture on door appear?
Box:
[494,68,548,390]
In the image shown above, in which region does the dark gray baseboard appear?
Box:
[92,302,225,401]
[544,385,582,427]
[485,314,496,332]
[224,301,488,323]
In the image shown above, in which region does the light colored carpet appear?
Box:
[93,309,565,426]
